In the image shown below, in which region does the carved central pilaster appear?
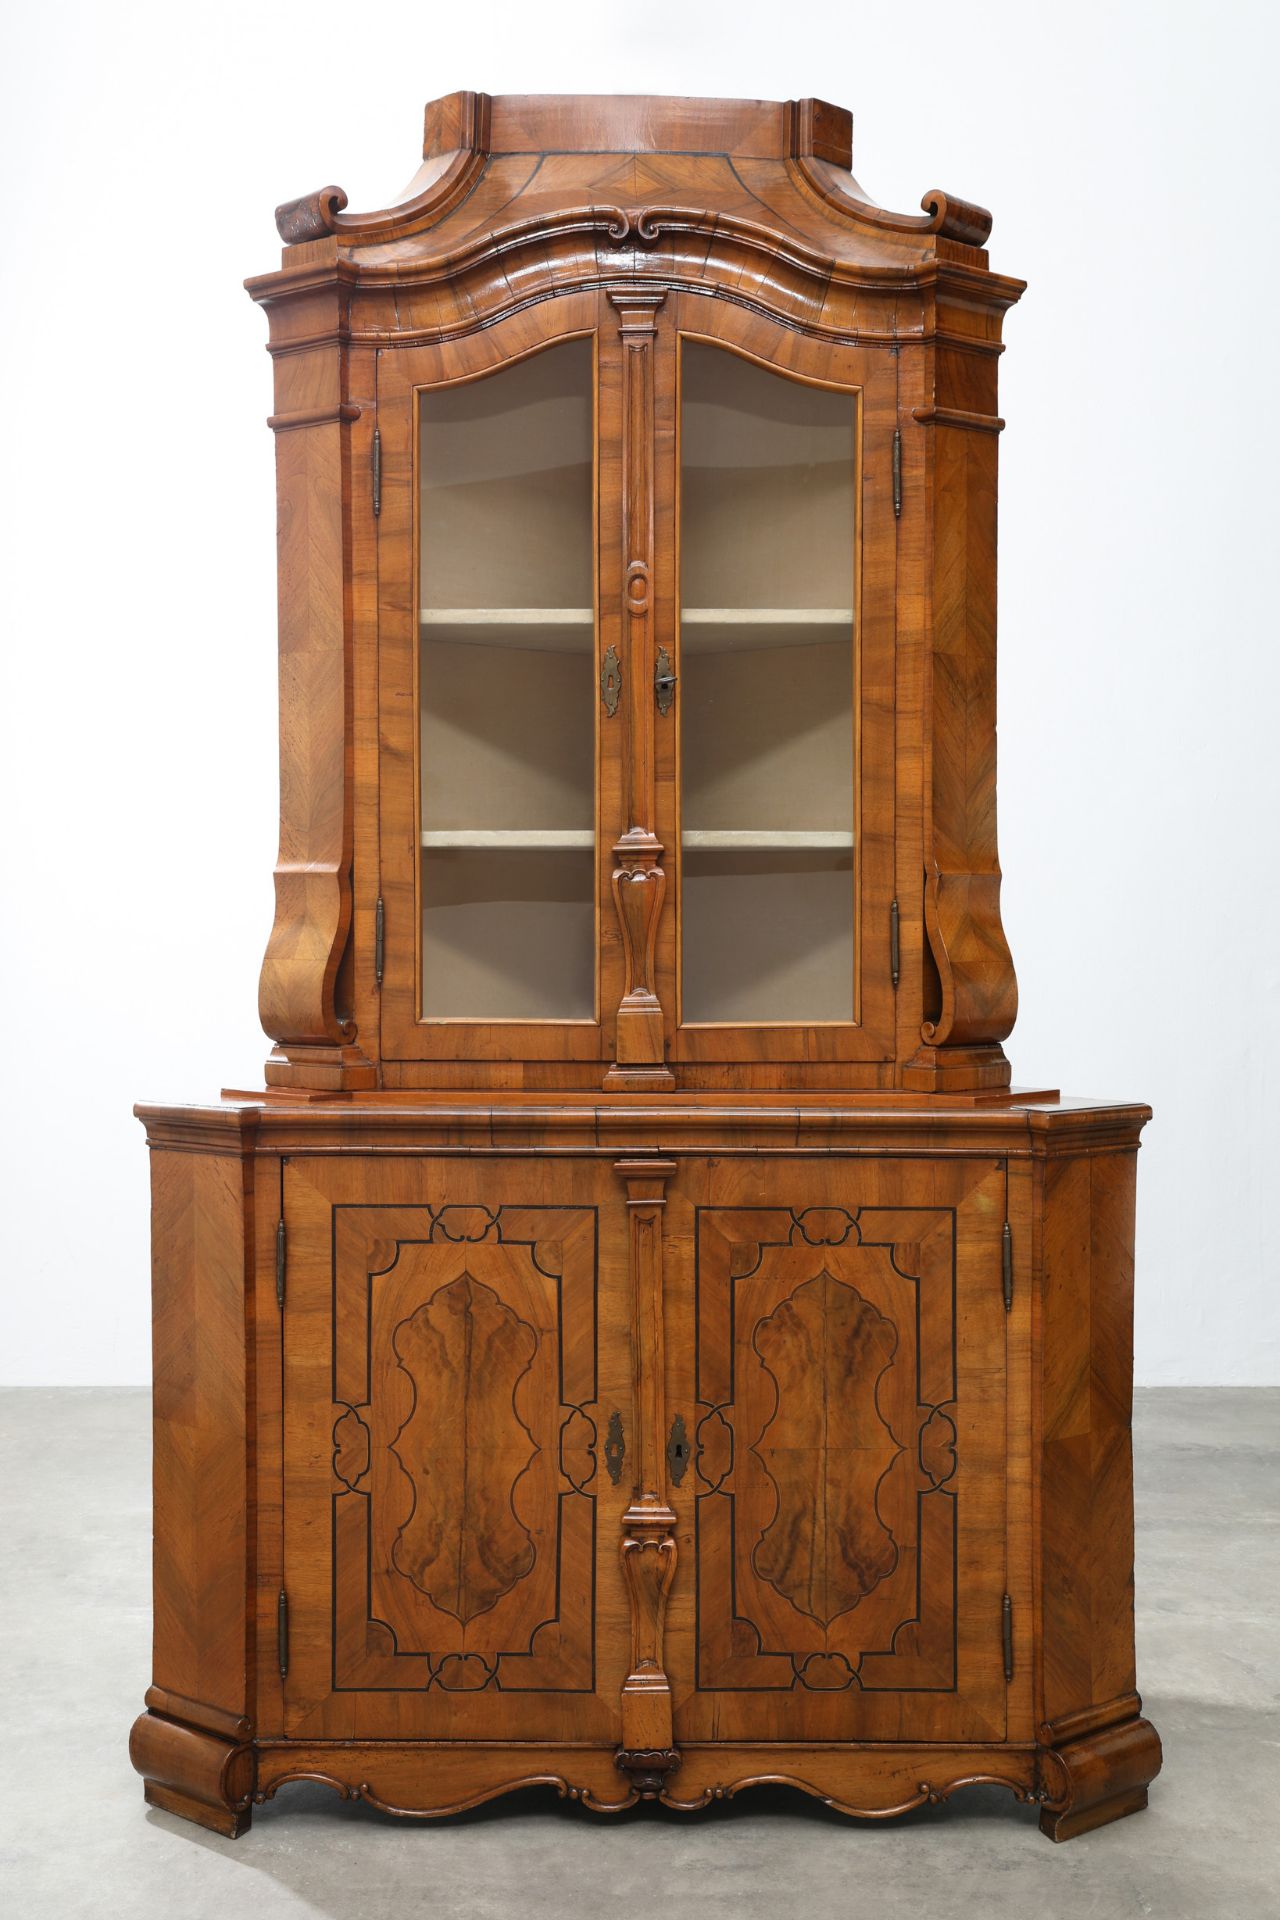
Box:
[604,289,675,1092]
[613,1158,680,1788]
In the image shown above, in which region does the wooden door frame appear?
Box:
[277,1151,630,1745]
[657,294,899,1071]
[661,1152,1010,1746]
[375,293,621,1071]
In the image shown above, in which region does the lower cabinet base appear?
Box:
[132,1098,1161,1853]
[130,1714,1162,1841]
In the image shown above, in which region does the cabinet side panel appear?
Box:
[904,354,1016,1092]
[1038,1151,1139,1732]
[149,1148,253,1722]
[260,415,350,1048]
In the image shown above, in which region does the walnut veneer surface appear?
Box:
[129,94,1159,1843]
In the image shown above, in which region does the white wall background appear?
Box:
[2,0,1276,1384]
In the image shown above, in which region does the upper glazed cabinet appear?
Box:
[249,92,1023,1096]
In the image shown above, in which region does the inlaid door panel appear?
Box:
[281,1157,629,1742]
[664,1156,1009,1744]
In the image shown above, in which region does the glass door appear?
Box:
[679,343,855,1023]
[418,339,596,1023]
[376,304,618,1075]
[666,318,897,1071]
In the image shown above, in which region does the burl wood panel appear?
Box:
[280,1155,630,1745]
[665,1155,1009,1745]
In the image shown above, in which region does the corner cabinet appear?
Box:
[130,93,1161,1845]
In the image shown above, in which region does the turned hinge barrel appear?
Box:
[1002,1592,1013,1682]
[278,1588,289,1678]
[371,427,382,517]
[892,429,902,518]
[890,897,900,989]
[1002,1221,1013,1312]
[374,895,385,989]
[275,1218,287,1309]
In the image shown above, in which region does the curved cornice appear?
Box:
[247,201,1023,352]
[359,202,926,288]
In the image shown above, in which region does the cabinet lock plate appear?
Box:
[601,646,622,717]
[654,646,677,715]
[667,1412,690,1486]
[605,1409,625,1484]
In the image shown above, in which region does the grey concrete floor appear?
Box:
[2,1388,1277,1919]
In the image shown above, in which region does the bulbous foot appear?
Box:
[1038,1715,1162,1841]
[129,1711,254,1838]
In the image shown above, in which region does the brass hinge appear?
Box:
[371,427,382,518]
[275,1217,286,1309]
[277,1588,289,1679]
[1002,1592,1013,1683]
[374,894,385,989]
[1002,1221,1013,1313]
[892,429,902,518]
[890,898,900,989]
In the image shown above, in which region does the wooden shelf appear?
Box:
[682,608,852,624]
[421,607,594,623]
[680,609,852,654]
[421,829,594,850]
[420,608,594,653]
[682,830,854,851]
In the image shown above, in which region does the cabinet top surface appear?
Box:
[136,1092,1152,1158]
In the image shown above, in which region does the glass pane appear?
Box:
[679,343,856,1024]
[418,340,595,1020]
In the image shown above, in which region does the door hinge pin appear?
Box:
[275,1217,286,1309]
[278,1587,289,1679]
[890,898,900,989]
[1002,1221,1013,1313]
[371,427,382,518]
[892,429,902,518]
[1002,1592,1013,1683]
[374,895,385,989]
